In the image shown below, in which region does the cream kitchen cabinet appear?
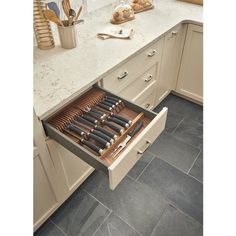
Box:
[102,37,164,103]
[34,111,94,231]
[156,24,187,105]
[46,139,94,195]
[175,24,203,103]
[34,112,60,231]
[43,86,168,190]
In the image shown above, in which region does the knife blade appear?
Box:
[111,121,143,158]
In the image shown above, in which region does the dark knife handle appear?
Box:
[67,124,85,136]
[91,130,114,144]
[106,96,122,104]
[81,115,98,124]
[108,117,129,128]
[128,121,143,137]
[86,110,103,119]
[80,139,103,155]
[101,101,115,109]
[111,114,132,125]
[97,103,112,111]
[89,133,110,148]
[90,108,104,116]
[103,121,124,134]
[104,98,119,106]
[76,116,96,128]
[95,126,117,140]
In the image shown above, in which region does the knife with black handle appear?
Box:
[111,114,132,125]
[80,139,103,155]
[76,116,97,128]
[105,96,122,104]
[89,133,110,148]
[108,117,129,128]
[71,120,113,144]
[91,129,114,144]
[102,120,124,134]
[100,101,115,109]
[97,103,112,111]
[64,128,103,155]
[95,126,117,140]
[86,110,104,119]
[104,98,119,106]
[81,114,98,124]
[67,124,85,136]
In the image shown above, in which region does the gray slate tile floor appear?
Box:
[34,93,203,236]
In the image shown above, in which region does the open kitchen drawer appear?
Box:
[43,86,168,190]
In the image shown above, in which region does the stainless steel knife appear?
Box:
[111,121,143,158]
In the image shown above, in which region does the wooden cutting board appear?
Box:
[178,0,203,5]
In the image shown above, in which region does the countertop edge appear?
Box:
[36,19,203,120]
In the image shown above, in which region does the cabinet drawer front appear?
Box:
[119,64,157,100]
[108,108,167,189]
[43,87,167,190]
[103,38,164,93]
[132,81,157,109]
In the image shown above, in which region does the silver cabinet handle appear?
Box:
[145,74,153,82]
[172,30,178,35]
[117,71,128,80]
[137,140,151,155]
[147,50,157,57]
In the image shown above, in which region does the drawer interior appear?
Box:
[43,87,156,167]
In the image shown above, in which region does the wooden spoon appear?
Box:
[62,0,70,20]
[74,5,83,22]
[44,9,63,26]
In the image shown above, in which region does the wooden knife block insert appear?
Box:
[47,88,151,165]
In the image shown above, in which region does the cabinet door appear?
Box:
[34,112,60,231]
[34,147,58,230]
[156,24,187,105]
[176,24,203,103]
[46,140,94,194]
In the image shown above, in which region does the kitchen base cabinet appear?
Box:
[34,112,60,231]
[43,86,168,190]
[175,24,203,103]
[34,112,94,231]
[34,149,59,231]
[46,139,94,195]
[156,24,187,105]
[102,38,164,103]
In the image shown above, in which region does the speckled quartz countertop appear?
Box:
[34,0,202,120]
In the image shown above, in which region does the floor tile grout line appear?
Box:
[111,212,145,236]
[169,130,202,151]
[155,154,203,184]
[188,173,203,184]
[187,150,201,174]
[91,211,112,236]
[82,188,112,212]
[49,218,68,236]
[164,198,203,226]
[136,155,156,181]
[171,117,185,134]
[150,206,168,236]
[147,151,203,184]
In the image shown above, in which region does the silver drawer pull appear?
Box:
[147,50,157,57]
[145,74,153,82]
[145,103,150,108]
[137,140,151,155]
[172,30,178,35]
[117,71,128,80]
